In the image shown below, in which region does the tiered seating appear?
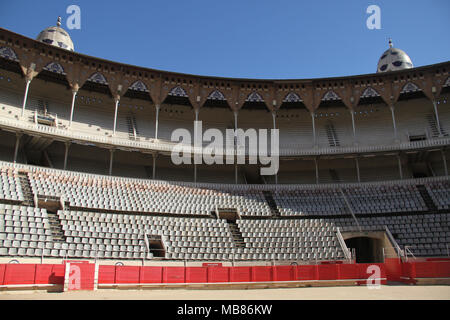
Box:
[273,189,347,216]
[58,210,234,260]
[27,169,272,217]
[426,181,450,210]
[236,219,345,261]
[0,167,23,202]
[0,204,53,257]
[334,213,450,257]
[273,185,426,217]
[343,185,426,214]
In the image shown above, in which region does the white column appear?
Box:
[21,79,31,117]
[432,100,442,136]
[13,133,22,163]
[112,98,120,136]
[311,112,316,145]
[63,142,70,170]
[69,90,78,128]
[109,149,115,176]
[272,111,276,130]
[350,110,356,141]
[155,104,160,139]
[390,106,398,140]
[397,154,403,179]
[314,158,319,184]
[355,157,360,182]
[442,150,448,176]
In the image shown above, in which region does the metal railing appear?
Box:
[336,227,352,262]
[404,246,416,262]
[384,225,405,259]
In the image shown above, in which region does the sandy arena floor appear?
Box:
[0,285,449,300]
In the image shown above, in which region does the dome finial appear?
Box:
[57,16,62,27]
[389,38,393,48]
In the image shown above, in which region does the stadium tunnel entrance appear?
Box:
[344,237,384,263]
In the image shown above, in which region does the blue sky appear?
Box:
[0,0,449,79]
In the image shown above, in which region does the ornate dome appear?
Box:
[377,39,413,73]
[36,17,74,52]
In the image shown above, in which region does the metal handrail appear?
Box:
[384,225,405,258]
[336,227,352,262]
[339,189,361,232]
[404,246,416,262]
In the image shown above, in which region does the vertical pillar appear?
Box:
[194,164,197,183]
[390,106,398,140]
[314,157,319,184]
[441,150,448,176]
[13,133,22,163]
[272,112,276,130]
[311,112,316,146]
[69,89,78,128]
[355,157,360,182]
[350,110,356,141]
[112,97,120,136]
[397,154,403,179]
[63,142,71,170]
[21,79,31,117]
[109,149,115,176]
[432,100,442,136]
[154,104,160,139]
[152,153,157,179]
[235,163,238,184]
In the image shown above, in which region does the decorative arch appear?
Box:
[400,82,421,94]
[87,72,108,85]
[283,92,302,103]
[321,90,341,101]
[43,62,66,75]
[360,86,380,98]
[207,89,226,101]
[246,91,264,102]
[0,46,19,61]
[128,80,148,92]
[168,86,188,97]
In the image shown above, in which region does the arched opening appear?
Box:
[344,236,384,263]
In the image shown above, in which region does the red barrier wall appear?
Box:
[0,264,5,285]
[251,266,272,282]
[35,264,64,285]
[163,267,185,283]
[296,265,317,281]
[273,266,294,281]
[318,264,338,280]
[140,266,163,284]
[98,265,115,284]
[3,264,36,285]
[115,266,140,284]
[0,260,448,287]
[72,263,95,291]
[208,267,229,283]
[337,264,359,280]
[230,267,252,282]
[185,267,208,283]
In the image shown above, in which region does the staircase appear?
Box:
[17,172,34,206]
[227,221,246,249]
[263,191,281,218]
[46,211,66,243]
[427,114,447,137]
[325,122,340,147]
[126,115,139,140]
[417,184,438,213]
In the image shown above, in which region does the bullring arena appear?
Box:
[0,12,449,301]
